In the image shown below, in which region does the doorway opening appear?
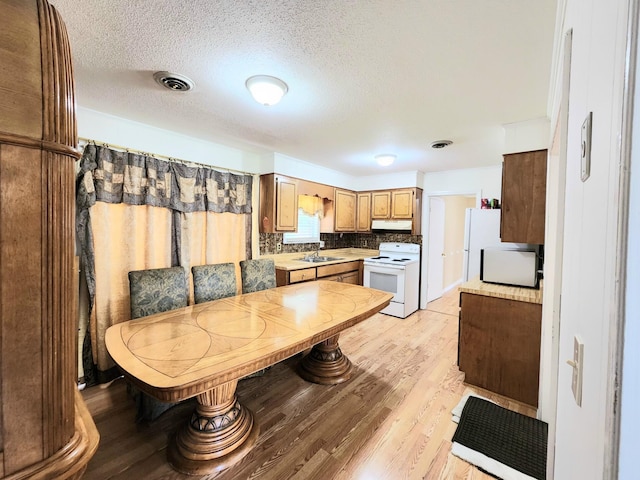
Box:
[424,193,476,304]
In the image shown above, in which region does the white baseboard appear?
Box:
[443,278,463,294]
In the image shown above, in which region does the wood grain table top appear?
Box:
[105,281,393,401]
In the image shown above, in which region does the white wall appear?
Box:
[78,107,263,173]
[503,117,551,154]
[353,170,424,191]
[549,0,630,478]
[423,165,502,200]
[270,152,355,189]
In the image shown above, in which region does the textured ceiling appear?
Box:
[49,0,557,175]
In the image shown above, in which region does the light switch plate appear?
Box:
[581,112,592,182]
[571,336,584,406]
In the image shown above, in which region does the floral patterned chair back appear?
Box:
[239,258,277,294]
[191,263,237,304]
[127,266,188,422]
[128,267,188,319]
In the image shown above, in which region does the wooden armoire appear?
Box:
[0,1,98,478]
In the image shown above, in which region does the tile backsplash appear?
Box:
[259,232,422,255]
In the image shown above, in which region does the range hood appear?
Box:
[371,219,412,232]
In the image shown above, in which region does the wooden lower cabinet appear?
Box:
[321,270,359,284]
[276,260,362,286]
[458,292,541,406]
[288,268,316,283]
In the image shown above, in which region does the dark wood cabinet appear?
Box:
[458,292,541,406]
[500,149,547,244]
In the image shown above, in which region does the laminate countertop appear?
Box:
[263,248,380,271]
[458,277,543,304]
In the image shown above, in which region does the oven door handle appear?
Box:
[364,264,406,272]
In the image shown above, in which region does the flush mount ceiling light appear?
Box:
[430,140,453,149]
[375,154,396,166]
[245,75,288,106]
[153,71,194,92]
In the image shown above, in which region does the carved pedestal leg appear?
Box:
[298,334,353,384]
[168,380,258,475]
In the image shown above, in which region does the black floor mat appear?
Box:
[452,396,548,480]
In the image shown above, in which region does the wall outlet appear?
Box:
[363,240,368,247]
[567,336,584,406]
[276,242,282,252]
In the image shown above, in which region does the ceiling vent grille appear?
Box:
[430,140,453,149]
[153,71,194,92]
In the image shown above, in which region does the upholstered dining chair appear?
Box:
[238,258,277,378]
[191,262,237,304]
[127,266,189,422]
[239,258,277,294]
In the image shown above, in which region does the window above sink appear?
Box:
[283,203,320,244]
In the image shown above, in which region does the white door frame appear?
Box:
[540,28,572,480]
[608,0,638,475]
[421,190,480,309]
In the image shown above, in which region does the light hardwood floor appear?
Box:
[81,288,536,479]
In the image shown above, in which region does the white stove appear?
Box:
[363,243,420,318]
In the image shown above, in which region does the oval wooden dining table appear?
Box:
[105,280,393,475]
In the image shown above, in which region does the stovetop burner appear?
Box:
[364,243,421,267]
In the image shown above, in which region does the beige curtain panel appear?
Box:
[76,144,253,381]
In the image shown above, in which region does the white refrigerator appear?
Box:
[462,208,528,282]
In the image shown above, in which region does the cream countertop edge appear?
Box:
[262,248,379,271]
[458,277,543,305]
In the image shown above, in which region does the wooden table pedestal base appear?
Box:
[298,334,353,385]
[168,380,258,475]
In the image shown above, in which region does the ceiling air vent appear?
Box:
[430,140,453,149]
[153,71,194,92]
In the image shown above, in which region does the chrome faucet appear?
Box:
[304,243,321,260]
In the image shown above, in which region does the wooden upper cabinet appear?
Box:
[500,150,547,244]
[276,178,298,231]
[259,173,298,233]
[356,192,372,232]
[260,174,422,235]
[372,189,416,220]
[334,189,357,232]
[391,189,414,219]
[371,191,391,219]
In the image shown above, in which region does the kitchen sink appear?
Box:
[296,256,344,263]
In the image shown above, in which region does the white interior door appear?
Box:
[427,197,445,302]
